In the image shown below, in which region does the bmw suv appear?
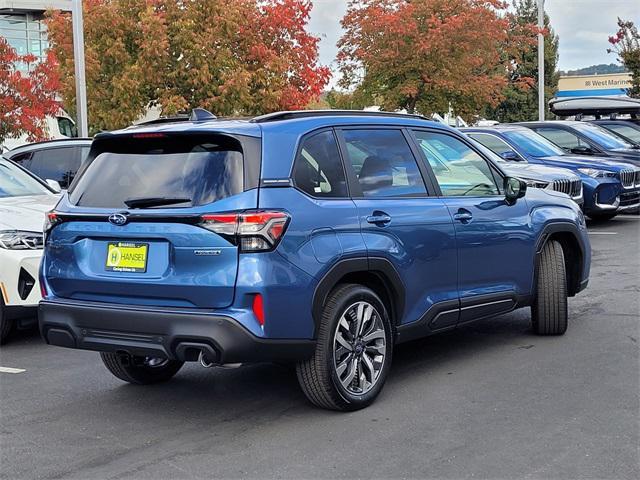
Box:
[39,111,591,411]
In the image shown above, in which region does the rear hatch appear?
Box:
[44,131,260,308]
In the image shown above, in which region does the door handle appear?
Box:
[453,209,473,222]
[366,212,392,225]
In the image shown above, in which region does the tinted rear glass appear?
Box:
[69,135,243,208]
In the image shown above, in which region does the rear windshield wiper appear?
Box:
[124,196,192,208]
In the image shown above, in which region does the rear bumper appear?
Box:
[39,299,315,364]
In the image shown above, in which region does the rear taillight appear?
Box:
[199,211,290,252]
[43,211,62,242]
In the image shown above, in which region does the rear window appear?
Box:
[69,134,244,208]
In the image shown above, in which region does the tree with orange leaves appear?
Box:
[337,0,539,117]
[0,37,60,145]
[46,0,330,134]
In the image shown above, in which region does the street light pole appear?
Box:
[537,0,545,121]
[71,0,88,137]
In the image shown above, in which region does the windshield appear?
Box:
[502,130,566,157]
[69,135,244,209]
[0,157,52,198]
[573,123,634,149]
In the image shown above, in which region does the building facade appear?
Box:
[0,0,70,67]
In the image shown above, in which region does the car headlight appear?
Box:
[0,230,44,250]
[524,179,549,189]
[577,168,614,178]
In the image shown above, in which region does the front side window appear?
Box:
[70,135,244,208]
[413,130,501,197]
[602,123,640,143]
[342,129,427,197]
[293,130,347,197]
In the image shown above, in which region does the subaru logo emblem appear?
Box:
[108,213,128,226]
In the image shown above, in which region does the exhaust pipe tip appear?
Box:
[198,350,217,368]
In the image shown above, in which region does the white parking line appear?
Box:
[0,366,26,374]
[588,232,618,235]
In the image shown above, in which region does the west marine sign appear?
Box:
[557,73,632,97]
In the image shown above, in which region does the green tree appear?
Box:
[608,18,640,98]
[485,0,559,122]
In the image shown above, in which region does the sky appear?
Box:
[308,0,640,86]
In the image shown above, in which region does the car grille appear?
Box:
[552,178,582,198]
[620,169,636,188]
[636,170,640,187]
[620,191,640,208]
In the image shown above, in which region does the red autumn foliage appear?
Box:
[0,37,61,144]
[46,0,330,133]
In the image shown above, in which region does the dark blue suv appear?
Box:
[39,111,591,411]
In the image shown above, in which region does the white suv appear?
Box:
[0,157,60,343]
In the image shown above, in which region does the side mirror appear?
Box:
[504,176,527,203]
[500,151,522,161]
[45,179,62,193]
[570,145,594,155]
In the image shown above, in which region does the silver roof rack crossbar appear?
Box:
[250,110,431,123]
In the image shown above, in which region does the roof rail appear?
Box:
[250,110,431,123]
[134,115,189,126]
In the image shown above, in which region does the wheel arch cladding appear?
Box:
[312,258,405,333]
[535,223,586,297]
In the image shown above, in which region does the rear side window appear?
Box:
[9,152,32,168]
[29,147,81,189]
[342,129,427,197]
[535,128,585,150]
[293,130,347,197]
[467,133,514,156]
[69,135,243,208]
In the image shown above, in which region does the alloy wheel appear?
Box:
[333,301,387,395]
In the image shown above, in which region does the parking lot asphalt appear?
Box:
[1,216,639,480]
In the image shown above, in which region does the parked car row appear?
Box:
[462,124,640,220]
[0,109,634,411]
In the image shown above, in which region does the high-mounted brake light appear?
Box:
[199,211,289,252]
[131,133,167,139]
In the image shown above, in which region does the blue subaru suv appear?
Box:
[39,111,591,411]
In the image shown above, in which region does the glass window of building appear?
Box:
[0,13,49,71]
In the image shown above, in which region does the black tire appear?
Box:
[296,283,393,411]
[531,240,568,335]
[0,297,12,345]
[588,212,617,222]
[100,352,183,385]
